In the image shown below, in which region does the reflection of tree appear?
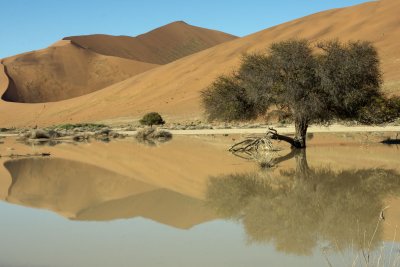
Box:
[206,150,400,255]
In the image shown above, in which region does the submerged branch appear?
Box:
[266,128,299,147]
[229,127,301,155]
[229,128,305,168]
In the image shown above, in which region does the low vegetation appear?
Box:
[20,124,123,145]
[202,39,400,148]
[51,123,107,131]
[139,112,165,127]
[135,127,172,143]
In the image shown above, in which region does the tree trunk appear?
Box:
[293,119,308,148]
[268,120,308,149]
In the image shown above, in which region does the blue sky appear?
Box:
[0,0,370,58]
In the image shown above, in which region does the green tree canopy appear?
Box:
[202,40,399,148]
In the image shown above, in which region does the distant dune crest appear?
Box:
[0,21,237,103]
[64,21,238,65]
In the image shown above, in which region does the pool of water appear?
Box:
[0,134,399,267]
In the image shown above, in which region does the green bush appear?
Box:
[139,112,165,127]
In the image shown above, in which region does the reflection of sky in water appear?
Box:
[0,201,338,267]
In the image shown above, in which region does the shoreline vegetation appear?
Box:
[0,122,398,160]
[0,122,399,138]
[0,122,398,172]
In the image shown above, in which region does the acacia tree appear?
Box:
[202,40,396,148]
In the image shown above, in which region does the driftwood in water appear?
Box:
[229,127,306,154]
[229,135,274,154]
[229,132,307,169]
[229,127,312,168]
[381,133,400,145]
[229,127,291,153]
[229,128,283,168]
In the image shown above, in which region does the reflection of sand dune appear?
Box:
[76,189,215,229]
[4,158,216,228]
[5,158,156,217]
[0,136,253,200]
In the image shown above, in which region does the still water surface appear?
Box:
[0,134,399,267]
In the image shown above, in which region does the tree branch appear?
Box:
[266,127,299,148]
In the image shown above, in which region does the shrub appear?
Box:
[54,123,107,131]
[139,112,165,127]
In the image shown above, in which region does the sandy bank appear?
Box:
[119,124,400,136]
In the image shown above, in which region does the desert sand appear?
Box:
[0,0,399,127]
[117,124,400,136]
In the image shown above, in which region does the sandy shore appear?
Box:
[119,124,400,136]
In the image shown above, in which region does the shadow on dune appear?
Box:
[206,150,400,255]
[4,157,216,229]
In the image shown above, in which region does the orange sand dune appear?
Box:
[65,21,238,64]
[1,40,158,102]
[0,21,236,104]
[0,0,399,126]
